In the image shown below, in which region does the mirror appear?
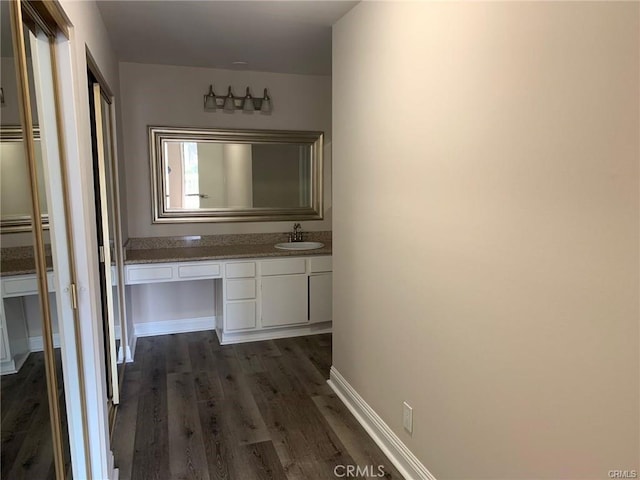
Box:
[0,127,49,232]
[150,127,324,223]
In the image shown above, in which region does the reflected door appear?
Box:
[88,79,119,412]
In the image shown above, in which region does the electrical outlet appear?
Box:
[403,401,413,434]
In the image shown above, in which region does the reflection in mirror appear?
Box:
[163,142,311,209]
[151,127,323,223]
[1,8,72,478]
[0,130,48,233]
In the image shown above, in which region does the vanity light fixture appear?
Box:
[203,84,272,113]
[223,86,235,112]
[243,87,254,112]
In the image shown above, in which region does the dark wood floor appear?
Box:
[1,351,57,480]
[113,332,402,480]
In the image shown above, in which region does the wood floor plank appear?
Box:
[197,397,231,480]
[215,350,271,446]
[1,352,49,478]
[0,430,27,480]
[131,336,169,480]
[245,372,313,465]
[6,386,54,480]
[192,370,224,403]
[0,352,40,422]
[166,334,193,374]
[167,372,211,480]
[312,393,402,479]
[285,394,350,462]
[113,369,142,480]
[294,336,332,376]
[273,338,332,397]
[227,440,288,480]
[115,333,400,480]
[188,332,218,372]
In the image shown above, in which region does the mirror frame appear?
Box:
[0,125,49,232]
[149,126,324,223]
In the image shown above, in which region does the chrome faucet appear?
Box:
[289,223,304,242]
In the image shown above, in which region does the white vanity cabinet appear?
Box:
[309,256,332,324]
[224,262,258,332]
[0,273,55,374]
[260,258,308,328]
[124,255,332,346]
[221,256,332,342]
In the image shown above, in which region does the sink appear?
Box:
[274,241,324,251]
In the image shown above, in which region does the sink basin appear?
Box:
[274,241,324,251]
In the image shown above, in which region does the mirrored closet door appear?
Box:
[88,67,127,426]
[1,1,87,478]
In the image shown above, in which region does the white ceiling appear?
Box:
[96,1,359,76]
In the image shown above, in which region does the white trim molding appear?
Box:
[218,321,331,345]
[328,367,437,480]
[133,316,216,338]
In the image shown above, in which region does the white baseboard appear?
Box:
[133,315,216,338]
[219,322,331,345]
[30,327,122,353]
[328,367,436,480]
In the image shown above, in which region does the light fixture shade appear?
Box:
[243,87,254,111]
[260,88,271,113]
[223,86,235,111]
[204,84,216,110]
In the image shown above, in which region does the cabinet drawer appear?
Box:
[226,301,256,331]
[226,279,256,300]
[261,258,306,276]
[2,277,38,297]
[226,262,256,279]
[309,256,332,273]
[127,265,174,284]
[178,263,221,279]
[2,272,55,297]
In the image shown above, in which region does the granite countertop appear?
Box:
[1,232,333,276]
[0,246,53,277]
[125,241,332,264]
[124,231,332,265]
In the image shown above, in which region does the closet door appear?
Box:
[90,82,120,408]
[1,2,88,479]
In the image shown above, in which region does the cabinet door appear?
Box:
[226,301,257,331]
[261,274,308,327]
[309,273,332,324]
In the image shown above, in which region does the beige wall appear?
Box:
[119,62,332,238]
[59,0,128,243]
[332,2,639,479]
[54,3,127,476]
